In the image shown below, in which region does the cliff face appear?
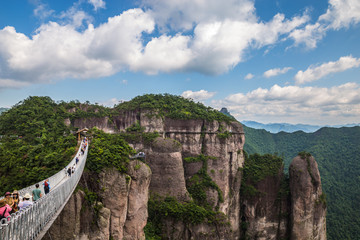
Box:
[51,108,326,239]
[44,161,151,240]
[289,155,327,240]
[241,168,290,240]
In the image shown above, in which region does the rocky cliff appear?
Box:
[49,96,326,239]
[289,153,327,240]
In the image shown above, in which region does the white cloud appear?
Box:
[294,56,360,84]
[122,79,128,84]
[140,0,257,31]
[0,9,154,86]
[244,73,254,80]
[213,83,360,125]
[99,97,122,107]
[130,34,193,74]
[0,3,313,87]
[181,90,216,101]
[59,4,93,28]
[264,67,292,78]
[33,3,54,20]
[290,0,360,48]
[88,0,106,11]
[0,78,30,89]
[187,13,309,74]
[319,0,360,30]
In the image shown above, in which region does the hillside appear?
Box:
[242,120,360,133]
[243,125,360,240]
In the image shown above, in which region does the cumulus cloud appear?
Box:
[320,0,360,30]
[294,56,360,84]
[3,0,359,88]
[244,73,254,80]
[264,67,292,78]
[187,13,309,74]
[0,1,314,88]
[0,9,154,88]
[181,90,216,101]
[290,0,360,48]
[88,0,106,11]
[213,83,360,124]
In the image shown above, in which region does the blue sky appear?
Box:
[0,0,360,125]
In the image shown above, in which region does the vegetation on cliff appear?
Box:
[115,94,234,122]
[240,152,284,198]
[243,125,360,240]
[86,128,135,173]
[185,154,224,209]
[0,97,77,193]
[145,195,228,240]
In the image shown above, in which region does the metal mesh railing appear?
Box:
[0,140,88,240]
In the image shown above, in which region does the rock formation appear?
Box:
[240,167,289,239]
[44,161,151,240]
[49,104,326,239]
[289,154,327,240]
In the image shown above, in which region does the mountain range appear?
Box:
[219,107,360,133]
[242,120,360,133]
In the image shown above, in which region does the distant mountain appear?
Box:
[242,120,360,133]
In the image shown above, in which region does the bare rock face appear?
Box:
[98,168,131,239]
[73,117,116,133]
[44,162,151,240]
[123,160,152,240]
[145,137,191,202]
[289,155,327,240]
[241,169,289,240]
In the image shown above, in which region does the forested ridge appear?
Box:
[243,125,360,240]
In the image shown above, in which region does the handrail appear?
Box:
[0,140,88,240]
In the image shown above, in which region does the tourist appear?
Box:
[67,167,72,177]
[18,193,33,210]
[43,179,50,194]
[12,190,20,212]
[0,199,12,220]
[32,184,42,201]
[4,192,14,210]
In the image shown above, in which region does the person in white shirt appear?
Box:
[18,193,33,210]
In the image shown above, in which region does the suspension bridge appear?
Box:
[0,139,88,240]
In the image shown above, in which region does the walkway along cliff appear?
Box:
[45,95,326,240]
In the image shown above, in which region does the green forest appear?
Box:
[0,95,359,240]
[243,125,360,240]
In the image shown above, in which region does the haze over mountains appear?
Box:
[219,107,360,133]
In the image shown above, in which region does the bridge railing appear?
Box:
[11,141,86,200]
[0,140,88,240]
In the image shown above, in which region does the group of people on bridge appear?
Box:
[0,181,48,221]
[0,137,88,222]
